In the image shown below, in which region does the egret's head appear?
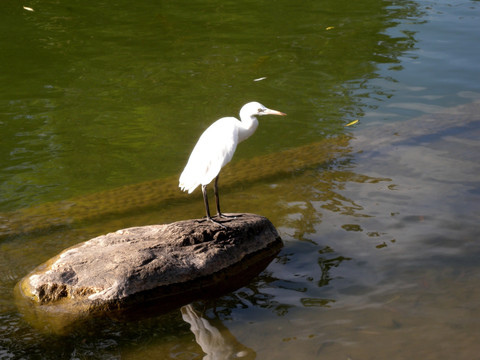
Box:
[241,102,287,117]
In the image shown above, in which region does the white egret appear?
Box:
[179,101,286,227]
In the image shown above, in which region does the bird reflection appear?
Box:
[181,304,255,359]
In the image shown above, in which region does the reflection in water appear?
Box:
[268,166,393,246]
[317,246,351,288]
[181,304,254,360]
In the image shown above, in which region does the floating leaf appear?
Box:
[23,6,34,11]
[345,119,359,127]
[254,77,267,82]
[325,26,334,30]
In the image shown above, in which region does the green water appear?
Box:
[1,0,422,210]
[1,0,480,358]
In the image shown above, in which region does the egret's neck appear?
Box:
[237,114,259,143]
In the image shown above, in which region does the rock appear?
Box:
[16,213,282,330]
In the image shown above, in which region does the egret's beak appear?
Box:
[264,108,287,116]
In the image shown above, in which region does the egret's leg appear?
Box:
[214,176,236,219]
[202,185,212,218]
[202,184,226,228]
[214,176,222,216]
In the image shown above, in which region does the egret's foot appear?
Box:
[206,216,227,229]
[216,213,238,219]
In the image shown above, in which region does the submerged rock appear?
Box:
[17,213,282,330]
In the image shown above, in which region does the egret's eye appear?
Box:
[258,108,264,113]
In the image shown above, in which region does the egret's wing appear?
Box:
[179,118,239,193]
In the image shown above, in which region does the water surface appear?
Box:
[1,0,480,358]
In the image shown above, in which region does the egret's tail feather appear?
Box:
[179,183,197,194]
[179,172,199,194]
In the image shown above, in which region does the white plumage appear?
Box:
[179,117,238,194]
[179,101,286,227]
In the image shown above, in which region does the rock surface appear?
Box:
[18,213,282,320]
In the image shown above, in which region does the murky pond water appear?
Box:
[1,0,480,358]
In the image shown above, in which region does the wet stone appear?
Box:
[17,213,282,321]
